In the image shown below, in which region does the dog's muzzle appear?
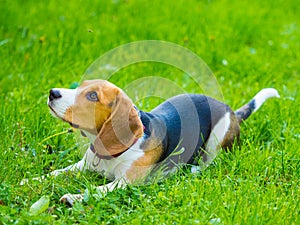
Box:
[48,89,62,118]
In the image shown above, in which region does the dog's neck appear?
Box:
[79,107,148,160]
[81,130,97,143]
[81,129,140,159]
[79,111,145,160]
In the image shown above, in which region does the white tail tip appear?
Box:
[253,88,280,112]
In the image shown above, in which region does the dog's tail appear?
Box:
[235,88,280,124]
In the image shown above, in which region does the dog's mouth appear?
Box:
[48,101,80,129]
[48,102,60,118]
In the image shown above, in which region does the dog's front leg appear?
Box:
[60,178,127,206]
[20,146,95,185]
[51,144,104,176]
[20,160,87,185]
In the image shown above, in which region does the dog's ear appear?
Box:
[93,91,144,156]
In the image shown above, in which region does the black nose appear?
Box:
[49,89,62,101]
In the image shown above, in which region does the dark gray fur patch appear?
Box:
[235,99,256,122]
[138,94,231,167]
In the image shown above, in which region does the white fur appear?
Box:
[23,88,148,205]
[202,112,231,168]
[60,178,127,205]
[29,86,279,205]
[50,134,145,205]
[22,110,232,205]
[253,88,280,112]
[48,88,77,118]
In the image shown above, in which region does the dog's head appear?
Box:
[48,79,144,156]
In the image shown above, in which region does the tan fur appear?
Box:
[221,112,240,149]
[126,142,163,183]
[94,93,144,156]
[44,80,278,206]
[63,80,118,134]
[63,80,143,157]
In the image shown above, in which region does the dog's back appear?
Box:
[139,94,233,165]
[138,89,279,167]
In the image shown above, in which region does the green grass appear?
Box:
[1,0,299,224]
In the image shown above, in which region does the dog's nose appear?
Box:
[49,89,62,101]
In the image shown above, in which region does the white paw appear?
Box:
[20,176,45,185]
[191,165,201,174]
[20,178,29,185]
[60,194,83,206]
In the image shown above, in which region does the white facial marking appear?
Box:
[48,88,77,119]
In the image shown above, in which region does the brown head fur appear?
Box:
[64,80,144,156]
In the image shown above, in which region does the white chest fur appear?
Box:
[82,137,145,180]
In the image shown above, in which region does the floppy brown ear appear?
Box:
[93,91,144,156]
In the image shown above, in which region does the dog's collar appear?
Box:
[89,143,126,160]
[89,136,140,160]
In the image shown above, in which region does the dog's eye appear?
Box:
[86,92,99,102]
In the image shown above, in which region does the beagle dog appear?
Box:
[45,80,279,205]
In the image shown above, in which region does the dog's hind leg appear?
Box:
[60,178,127,206]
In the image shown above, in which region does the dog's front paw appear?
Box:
[60,194,83,206]
[20,178,29,185]
[20,176,45,185]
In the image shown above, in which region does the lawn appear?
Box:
[0,0,299,224]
